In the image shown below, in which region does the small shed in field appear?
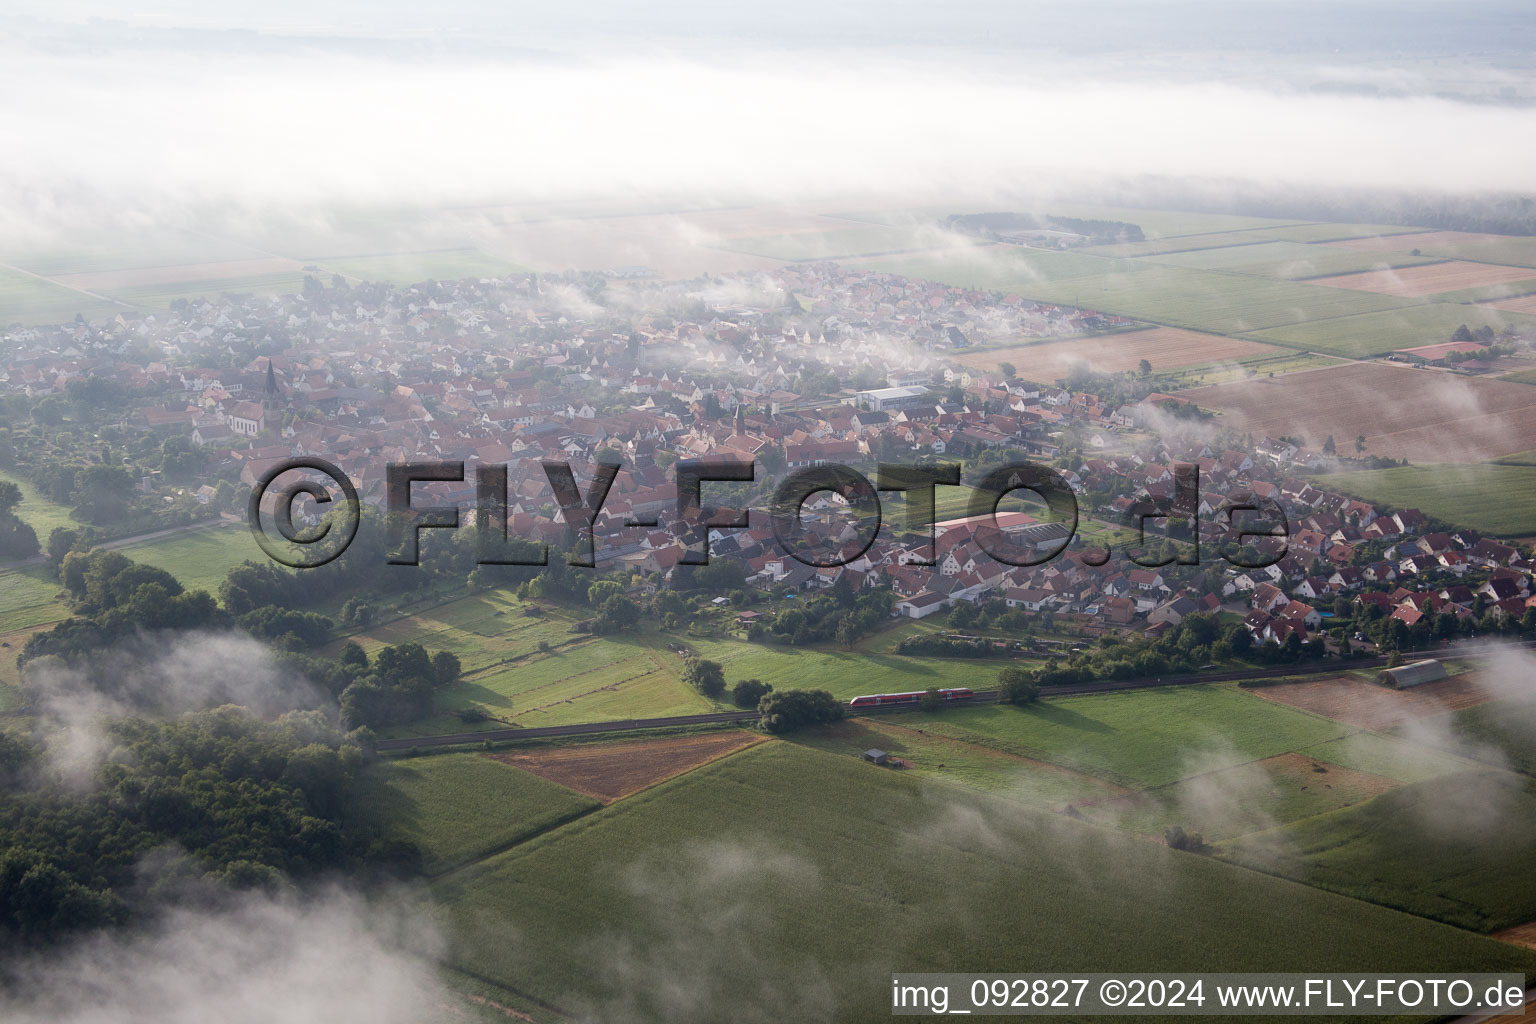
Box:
[1378,659,1446,689]
[862,749,888,765]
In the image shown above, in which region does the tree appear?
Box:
[1138,358,1152,377]
[1164,825,1205,852]
[757,689,844,733]
[1355,435,1366,454]
[996,666,1040,705]
[71,465,135,525]
[1322,435,1336,456]
[731,678,772,708]
[683,658,726,698]
[431,650,462,686]
[919,687,944,712]
[997,361,1016,379]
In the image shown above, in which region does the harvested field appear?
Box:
[1183,360,1536,462]
[488,730,766,802]
[954,327,1280,378]
[1070,752,1398,841]
[52,257,305,293]
[1307,261,1536,297]
[1486,292,1536,316]
[1251,671,1499,731]
[1494,921,1536,952]
[1323,230,1514,252]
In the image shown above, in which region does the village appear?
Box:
[2,262,1532,658]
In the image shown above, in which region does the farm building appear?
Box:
[862,749,889,765]
[1377,660,1447,689]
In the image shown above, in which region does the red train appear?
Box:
[848,687,974,708]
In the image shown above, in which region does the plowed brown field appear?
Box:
[1250,671,1498,731]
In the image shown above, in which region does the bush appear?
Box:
[758,689,844,733]
[731,678,772,708]
[1164,825,1206,852]
[997,666,1040,705]
[684,658,726,698]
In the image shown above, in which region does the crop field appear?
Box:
[1323,230,1518,254]
[790,717,1126,807]
[952,326,1282,378]
[1321,463,1536,536]
[0,228,270,278]
[110,271,315,309]
[1407,696,1536,777]
[1082,223,1417,259]
[435,742,1536,1021]
[1041,204,1310,239]
[909,685,1353,789]
[1307,261,1536,298]
[1485,291,1536,316]
[1248,672,1503,732]
[1070,752,1398,841]
[489,730,766,802]
[1494,921,1536,952]
[1294,732,1479,784]
[710,223,944,261]
[1142,240,1434,278]
[0,267,121,326]
[359,752,599,876]
[315,248,523,284]
[1183,361,1536,462]
[1243,301,1536,358]
[1325,231,1536,270]
[50,257,308,295]
[1219,769,1536,933]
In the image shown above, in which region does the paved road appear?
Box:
[375,650,1437,751]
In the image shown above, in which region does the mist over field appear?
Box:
[0,888,447,1024]
[2,1,1536,246]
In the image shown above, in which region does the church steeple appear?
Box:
[263,358,282,407]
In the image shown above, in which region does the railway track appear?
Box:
[378,641,1527,751]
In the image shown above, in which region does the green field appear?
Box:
[316,248,522,284]
[1405,696,1536,777]
[788,716,1124,808]
[434,742,1536,1022]
[1143,240,1434,279]
[113,524,268,596]
[1295,731,1481,784]
[1245,301,1536,358]
[1418,236,1536,269]
[914,685,1353,789]
[1320,463,1536,536]
[0,228,269,277]
[0,467,79,542]
[359,752,599,875]
[864,252,1417,340]
[1221,769,1536,932]
[0,564,69,635]
[712,224,938,261]
[110,271,314,309]
[0,267,121,326]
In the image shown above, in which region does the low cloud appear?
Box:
[0,887,448,1024]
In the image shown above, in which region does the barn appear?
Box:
[1377,660,1447,689]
